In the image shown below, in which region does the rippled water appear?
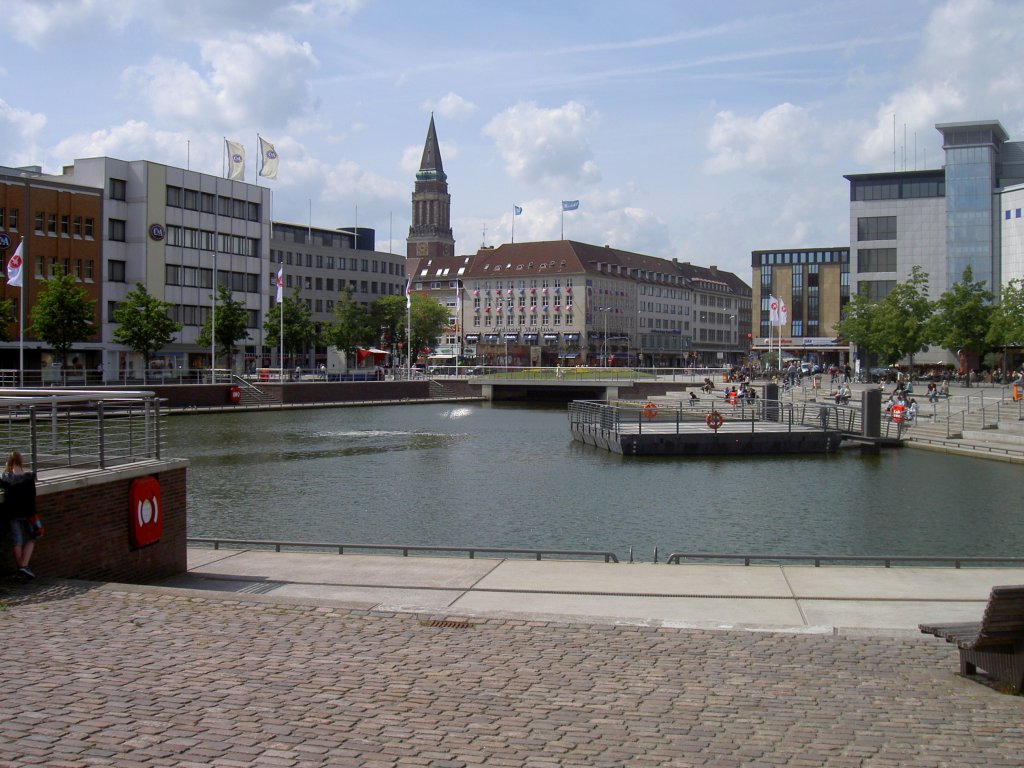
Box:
[170,402,1023,561]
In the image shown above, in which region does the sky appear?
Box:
[2,0,1023,281]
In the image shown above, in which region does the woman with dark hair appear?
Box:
[2,451,39,579]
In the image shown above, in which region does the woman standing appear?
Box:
[3,451,38,579]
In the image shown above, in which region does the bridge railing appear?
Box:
[0,388,166,473]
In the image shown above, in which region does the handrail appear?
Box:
[665,552,1024,568]
[188,537,620,563]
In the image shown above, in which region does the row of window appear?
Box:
[857,216,897,241]
[166,186,260,222]
[850,178,945,201]
[166,225,259,257]
[163,264,260,293]
[33,256,95,280]
[473,314,575,327]
[15,208,97,238]
[754,250,849,266]
[858,247,897,272]
[273,249,402,275]
[1005,208,1023,220]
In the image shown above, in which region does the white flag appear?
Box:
[275,266,283,303]
[769,295,781,326]
[7,240,24,288]
[259,136,278,180]
[226,139,245,181]
[779,297,788,325]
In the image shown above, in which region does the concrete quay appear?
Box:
[3,552,1023,767]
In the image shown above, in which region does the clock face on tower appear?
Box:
[417,242,428,256]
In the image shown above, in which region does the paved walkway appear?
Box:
[3,553,1022,766]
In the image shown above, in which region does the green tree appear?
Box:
[0,298,14,342]
[408,292,452,362]
[323,285,373,367]
[263,286,317,362]
[29,269,96,368]
[368,295,408,357]
[871,265,933,367]
[197,284,250,370]
[112,283,182,382]
[928,266,994,387]
[834,287,880,362]
[987,278,1024,372]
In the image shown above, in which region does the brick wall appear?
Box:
[5,461,188,583]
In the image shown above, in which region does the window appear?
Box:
[109,219,126,242]
[84,218,94,238]
[60,215,69,236]
[166,186,182,207]
[47,214,57,234]
[183,189,199,211]
[857,248,897,272]
[857,216,897,241]
[861,280,896,300]
[34,211,44,232]
[110,178,127,201]
[109,260,126,282]
[7,208,18,230]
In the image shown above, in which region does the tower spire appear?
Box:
[407,115,455,259]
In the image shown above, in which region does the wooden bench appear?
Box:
[920,584,1024,693]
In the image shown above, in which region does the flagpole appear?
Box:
[18,239,24,387]
[279,264,284,383]
[512,205,515,244]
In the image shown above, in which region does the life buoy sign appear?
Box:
[727,390,737,404]
[642,401,658,420]
[706,410,724,430]
[891,403,906,424]
[130,476,162,547]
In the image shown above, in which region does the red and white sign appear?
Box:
[129,476,163,547]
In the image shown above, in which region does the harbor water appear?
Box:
[172,402,1023,561]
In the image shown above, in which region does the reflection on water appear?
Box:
[170,402,1024,561]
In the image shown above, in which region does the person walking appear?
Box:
[2,451,40,579]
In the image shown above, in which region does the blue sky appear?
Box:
[2,0,1022,279]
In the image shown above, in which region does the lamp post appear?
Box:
[598,307,611,366]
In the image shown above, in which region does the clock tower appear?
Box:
[407,115,455,259]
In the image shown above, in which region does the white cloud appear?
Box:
[0,99,48,164]
[7,0,137,47]
[123,33,318,131]
[703,103,818,176]
[50,121,200,171]
[856,0,1024,168]
[483,101,600,187]
[426,93,477,120]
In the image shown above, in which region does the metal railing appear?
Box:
[665,552,1024,568]
[0,388,166,472]
[188,537,620,562]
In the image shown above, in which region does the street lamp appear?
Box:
[598,307,611,366]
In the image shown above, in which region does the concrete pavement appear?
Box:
[2,557,1023,767]
[162,548,1024,636]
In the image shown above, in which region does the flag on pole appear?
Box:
[259,136,278,179]
[769,295,781,326]
[226,139,245,180]
[779,297,788,325]
[275,266,283,303]
[405,278,412,309]
[514,205,522,216]
[561,200,579,211]
[7,240,24,288]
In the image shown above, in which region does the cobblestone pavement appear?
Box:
[1,581,1022,767]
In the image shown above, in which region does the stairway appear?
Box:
[236,383,281,407]
[904,393,1024,461]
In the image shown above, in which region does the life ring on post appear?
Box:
[706,410,724,430]
[891,403,905,424]
[642,401,658,420]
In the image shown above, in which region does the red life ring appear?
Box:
[642,401,658,420]
[891,403,905,424]
[129,476,163,548]
[706,410,724,430]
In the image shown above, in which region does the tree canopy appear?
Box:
[197,284,250,369]
[112,283,182,380]
[29,270,96,367]
[263,286,317,359]
[927,266,994,381]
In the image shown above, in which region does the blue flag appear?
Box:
[562,200,579,211]
[514,205,523,216]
